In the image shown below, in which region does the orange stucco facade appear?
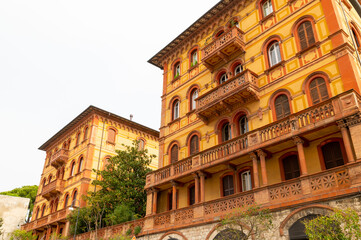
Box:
[143,0,361,238]
[21,106,159,239]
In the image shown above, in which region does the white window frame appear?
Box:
[241,170,252,191]
[220,73,228,84]
[234,64,243,75]
[268,42,281,67]
[173,101,180,120]
[191,89,198,110]
[191,51,198,66]
[262,0,273,17]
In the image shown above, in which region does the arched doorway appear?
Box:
[289,214,318,240]
[213,228,246,240]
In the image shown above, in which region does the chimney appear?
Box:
[130,114,133,121]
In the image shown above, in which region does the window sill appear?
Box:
[167,118,180,127]
[265,60,285,75]
[68,176,74,180]
[81,138,89,144]
[188,64,199,72]
[186,109,196,116]
[106,140,115,146]
[296,42,320,57]
[171,75,181,83]
[260,12,275,24]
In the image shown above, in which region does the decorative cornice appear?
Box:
[344,113,361,127]
[39,106,159,151]
[148,0,239,69]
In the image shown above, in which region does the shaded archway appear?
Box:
[289,214,318,240]
[213,228,246,240]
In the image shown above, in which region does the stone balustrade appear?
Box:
[146,90,361,189]
[22,209,69,231]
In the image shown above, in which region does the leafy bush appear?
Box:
[9,230,36,240]
[304,208,361,240]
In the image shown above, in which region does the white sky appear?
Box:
[0,0,220,192]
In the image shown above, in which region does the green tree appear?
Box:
[1,185,38,222]
[9,230,36,240]
[68,140,154,237]
[219,205,273,239]
[304,208,361,240]
[91,140,155,218]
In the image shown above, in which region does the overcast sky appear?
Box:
[0,0,220,192]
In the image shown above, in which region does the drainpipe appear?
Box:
[93,113,108,192]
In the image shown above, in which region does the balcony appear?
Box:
[201,27,245,70]
[41,179,64,200]
[195,69,259,121]
[146,90,361,188]
[143,162,360,233]
[50,149,69,169]
[21,209,69,231]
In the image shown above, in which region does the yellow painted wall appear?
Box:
[155,0,361,212]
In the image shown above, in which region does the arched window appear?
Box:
[262,0,273,17]
[70,161,76,177]
[190,89,198,111]
[297,21,315,50]
[170,144,179,163]
[234,63,243,75]
[289,215,318,240]
[83,127,89,141]
[41,204,46,217]
[42,178,46,188]
[322,141,345,169]
[351,28,360,48]
[275,94,291,120]
[189,185,195,205]
[139,139,145,150]
[76,132,81,146]
[268,41,281,67]
[64,194,69,208]
[219,73,228,84]
[48,175,52,183]
[190,50,198,67]
[35,207,39,220]
[239,170,252,192]
[189,135,199,156]
[172,100,180,120]
[174,62,181,79]
[78,157,83,173]
[238,115,248,135]
[107,128,116,143]
[215,30,225,38]
[222,175,234,196]
[214,229,246,240]
[221,123,232,142]
[282,155,300,180]
[54,198,59,213]
[72,190,78,206]
[309,77,329,105]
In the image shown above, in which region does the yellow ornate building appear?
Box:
[21,106,159,239]
[142,0,361,239]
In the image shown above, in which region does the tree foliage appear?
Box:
[68,141,154,236]
[220,205,273,239]
[91,140,155,217]
[304,208,361,240]
[9,230,36,240]
[0,185,38,222]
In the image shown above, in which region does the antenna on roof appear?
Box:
[130,114,133,121]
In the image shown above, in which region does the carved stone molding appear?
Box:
[344,113,361,127]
